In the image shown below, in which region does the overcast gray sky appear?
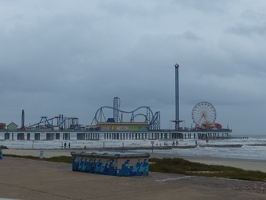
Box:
[1,0,266,135]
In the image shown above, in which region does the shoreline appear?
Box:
[2,148,266,173]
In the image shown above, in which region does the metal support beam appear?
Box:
[175,64,179,129]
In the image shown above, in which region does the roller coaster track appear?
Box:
[28,116,79,130]
[91,106,160,130]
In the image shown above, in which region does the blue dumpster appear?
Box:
[71,151,150,176]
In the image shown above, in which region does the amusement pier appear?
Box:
[0,64,232,142]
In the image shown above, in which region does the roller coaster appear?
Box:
[27,114,81,130]
[90,105,161,130]
[26,98,161,130]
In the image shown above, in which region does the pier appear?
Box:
[0,128,233,142]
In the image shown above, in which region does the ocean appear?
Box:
[1,135,266,161]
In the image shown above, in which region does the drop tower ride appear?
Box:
[175,64,180,130]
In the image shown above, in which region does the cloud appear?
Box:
[0,0,266,135]
[226,23,266,37]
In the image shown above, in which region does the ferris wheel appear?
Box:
[192,101,216,126]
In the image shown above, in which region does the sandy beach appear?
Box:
[0,157,266,200]
[3,148,266,173]
[1,148,266,199]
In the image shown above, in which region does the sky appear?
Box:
[0,0,266,136]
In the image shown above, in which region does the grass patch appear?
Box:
[45,156,72,163]
[5,154,72,164]
[149,158,266,182]
[5,155,266,182]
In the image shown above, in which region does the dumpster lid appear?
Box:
[71,151,150,158]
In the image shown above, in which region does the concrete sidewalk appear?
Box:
[0,157,265,200]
